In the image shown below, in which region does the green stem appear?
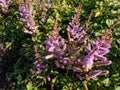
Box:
[51,81,54,90]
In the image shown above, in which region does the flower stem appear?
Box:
[83,80,88,90]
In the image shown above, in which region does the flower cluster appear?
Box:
[34,5,112,81]
[80,30,112,80]
[45,21,66,58]
[34,21,67,74]
[19,1,37,35]
[0,0,11,13]
[71,28,112,80]
[67,5,88,42]
[40,0,51,23]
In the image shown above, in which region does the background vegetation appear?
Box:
[0,0,120,90]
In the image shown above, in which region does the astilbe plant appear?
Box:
[19,0,38,35]
[34,4,113,90]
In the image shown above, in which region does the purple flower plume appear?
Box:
[0,0,11,13]
[82,40,111,72]
[79,29,112,81]
[45,35,66,56]
[34,58,48,74]
[67,23,85,40]
[19,2,38,35]
[67,4,90,43]
[45,21,66,57]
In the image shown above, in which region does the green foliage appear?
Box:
[0,0,120,90]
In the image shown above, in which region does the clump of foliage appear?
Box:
[0,0,120,90]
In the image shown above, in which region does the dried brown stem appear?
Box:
[83,80,88,90]
[34,45,40,61]
[85,11,93,31]
[75,4,82,24]
[109,19,120,30]
[82,65,89,90]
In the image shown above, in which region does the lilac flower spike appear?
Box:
[83,40,111,72]
[67,4,90,43]
[19,4,29,20]
[45,21,66,57]
[34,20,67,74]
[82,29,112,76]
[19,2,38,35]
[34,59,48,74]
[45,35,66,56]
[0,0,11,13]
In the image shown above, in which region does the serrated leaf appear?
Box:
[115,86,120,90]
[93,9,101,17]
[102,78,110,86]
[52,76,58,83]
[106,19,114,27]
[26,82,33,90]
[36,76,46,85]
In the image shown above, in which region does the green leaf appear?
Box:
[115,86,120,90]
[102,78,110,86]
[106,19,114,27]
[93,9,101,17]
[26,82,33,90]
[52,76,58,84]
